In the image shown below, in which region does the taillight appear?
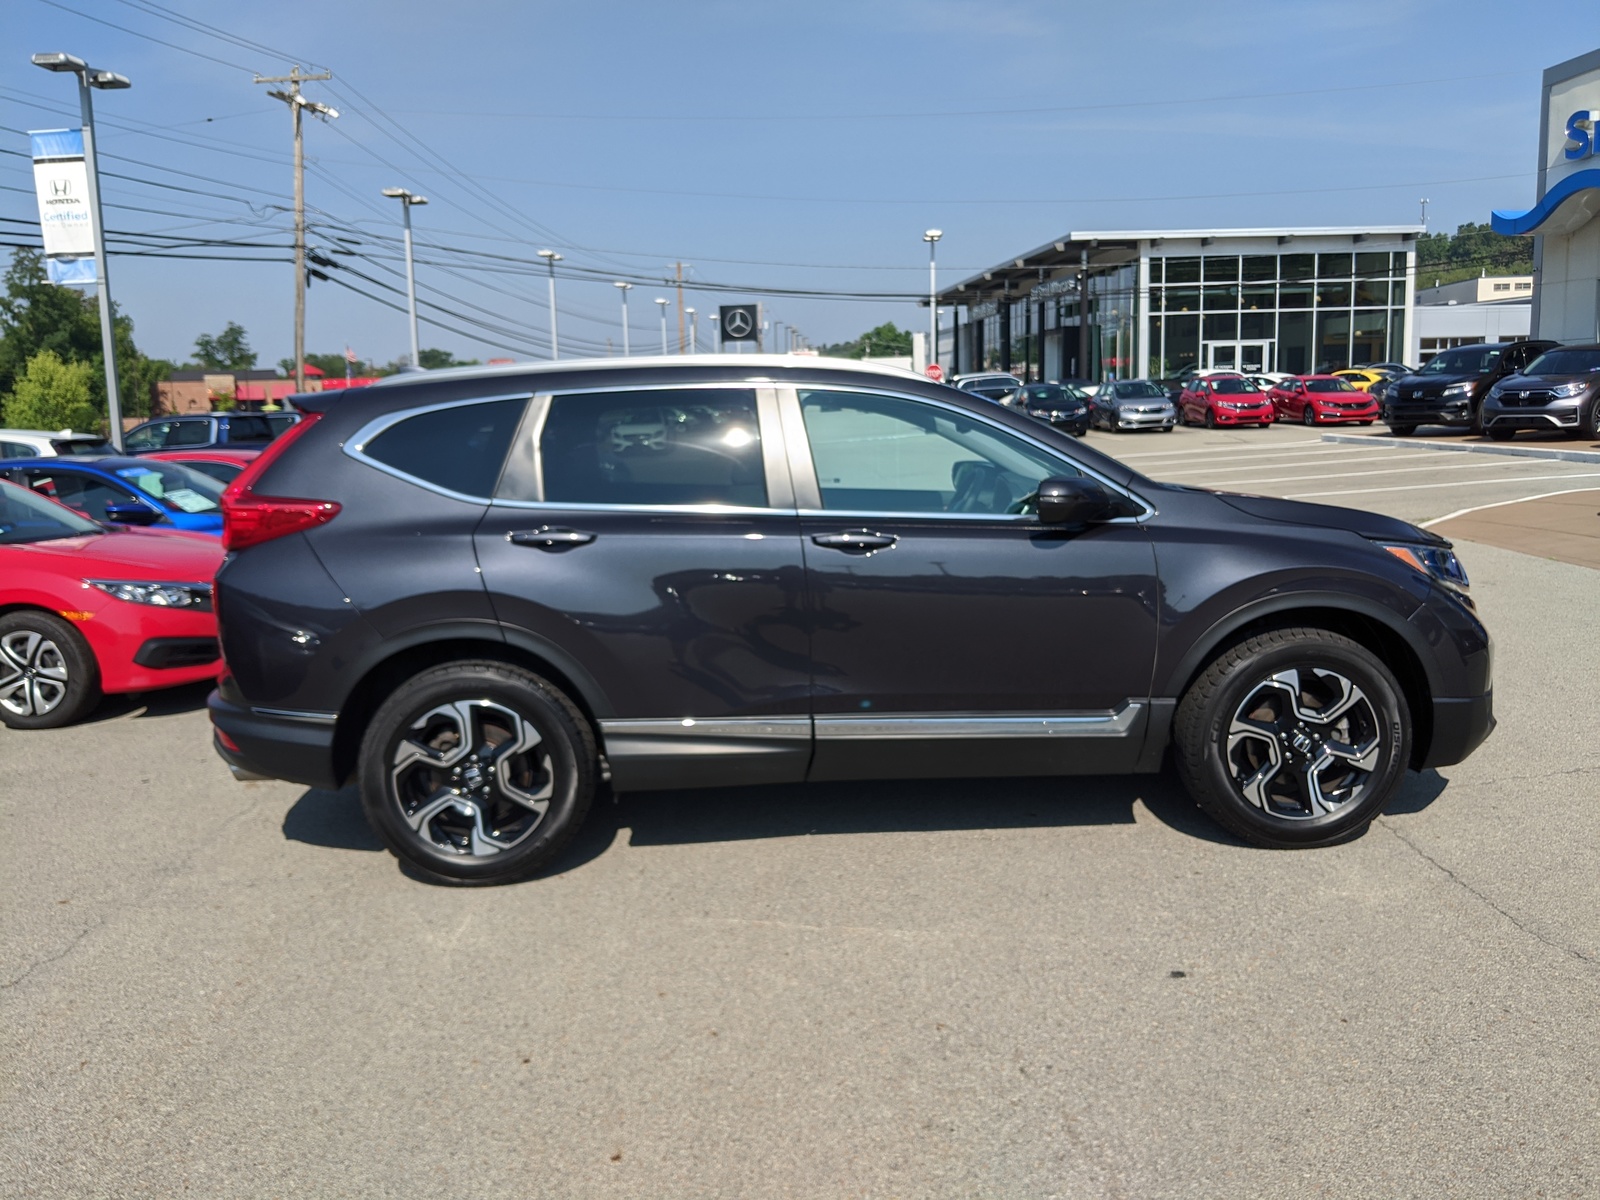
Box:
[220,412,341,551]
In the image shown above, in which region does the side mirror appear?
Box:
[103,501,162,526]
[1036,476,1115,525]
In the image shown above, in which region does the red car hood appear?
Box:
[12,527,223,581]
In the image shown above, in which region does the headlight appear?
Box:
[1376,543,1472,606]
[1552,381,1587,398]
[1487,385,1504,400]
[87,580,213,609]
[1442,382,1473,396]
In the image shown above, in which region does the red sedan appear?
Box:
[1268,376,1380,426]
[1177,374,1276,428]
[0,480,224,728]
[143,447,261,485]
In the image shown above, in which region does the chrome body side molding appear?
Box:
[812,702,1143,740]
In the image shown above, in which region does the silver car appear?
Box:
[1090,380,1178,432]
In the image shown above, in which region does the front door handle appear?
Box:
[508,526,597,550]
[811,531,897,554]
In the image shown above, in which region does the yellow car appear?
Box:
[1331,368,1391,392]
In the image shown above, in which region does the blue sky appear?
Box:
[2,0,1594,369]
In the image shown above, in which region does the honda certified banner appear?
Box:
[30,128,96,285]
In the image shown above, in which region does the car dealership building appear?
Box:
[1491,47,1600,345]
[935,225,1423,382]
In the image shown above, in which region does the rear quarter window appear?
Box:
[361,397,527,498]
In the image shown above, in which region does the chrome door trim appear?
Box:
[814,702,1143,740]
[344,391,537,505]
[774,385,1155,522]
[251,706,338,725]
[600,716,811,740]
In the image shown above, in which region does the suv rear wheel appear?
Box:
[358,661,597,885]
[1173,628,1409,848]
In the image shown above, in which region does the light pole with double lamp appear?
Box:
[537,250,562,359]
[923,229,942,375]
[31,52,130,449]
[614,281,632,355]
[381,188,427,367]
[655,297,670,354]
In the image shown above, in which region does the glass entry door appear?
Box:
[1205,341,1273,372]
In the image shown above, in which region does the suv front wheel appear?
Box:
[358,661,597,885]
[1173,628,1410,848]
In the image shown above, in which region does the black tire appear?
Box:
[1301,407,1316,426]
[1388,423,1417,437]
[1173,627,1410,849]
[1469,403,1485,436]
[1486,426,1515,442]
[358,660,597,886]
[0,610,100,729]
[1204,408,1217,429]
[1580,396,1600,440]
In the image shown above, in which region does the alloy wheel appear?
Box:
[0,630,70,719]
[1223,667,1382,820]
[390,699,554,856]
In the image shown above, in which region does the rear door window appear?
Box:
[0,441,34,459]
[532,389,766,507]
[362,397,527,499]
[123,422,169,451]
[225,416,272,441]
[168,420,213,447]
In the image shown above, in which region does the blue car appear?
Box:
[0,456,226,537]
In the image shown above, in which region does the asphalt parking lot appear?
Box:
[4,423,1598,1198]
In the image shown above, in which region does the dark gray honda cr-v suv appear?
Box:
[209,357,1493,885]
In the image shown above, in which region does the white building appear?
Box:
[1492,47,1600,343]
[1412,275,1534,363]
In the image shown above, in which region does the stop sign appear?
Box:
[924,363,945,382]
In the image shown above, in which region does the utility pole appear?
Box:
[256,67,335,393]
[674,262,686,354]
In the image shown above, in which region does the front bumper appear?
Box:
[1112,409,1177,430]
[1310,404,1379,423]
[1211,406,1275,425]
[1482,400,1583,432]
[1423,692,1495,768]
[208,689,340,789]
[1383,398,1473,426]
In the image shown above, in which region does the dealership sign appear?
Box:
[30,129,96,285]
[1565,109,1598,160]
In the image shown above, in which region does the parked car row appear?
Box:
[1374,341,1600,440]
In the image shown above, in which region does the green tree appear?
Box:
[1,349,99,432]
[0,248,166,423]
[1416,222,1533,288]
[820,322,914,360]
[416,347,480,370]
[191,321,256,370]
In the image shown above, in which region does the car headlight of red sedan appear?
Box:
[86,580,213,610]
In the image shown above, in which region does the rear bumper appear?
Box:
[208,689,340,789]
[1421,691,1495,769]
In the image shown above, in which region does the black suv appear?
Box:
[123,412,298,453]
[209,358,1492,885]
[1380,341,1555,435]
[1479,343,1600,441]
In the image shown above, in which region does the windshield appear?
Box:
[1306,378,1359,393]
[1209,378,1254,394]
[1112,381,1168,400]
[1420,347,1501,375]
[0,479,101,544]
[1524,349,1600,376]
[111,462,225,513]
[1025,385,1084,404]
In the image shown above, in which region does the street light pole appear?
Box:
[32,53,130,450]
[685,307,697,352]
[614,281,632,355]
[537,249,562,359]
[923,230,942,374]
[655,297,669,354]
[709,312,719,352]
[381,188,427,367]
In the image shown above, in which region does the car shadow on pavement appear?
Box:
[84,679,214,723]
[281,767,1455,882]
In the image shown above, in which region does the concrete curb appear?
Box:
[1319,432,1600,464]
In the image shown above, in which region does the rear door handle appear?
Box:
[508,526,597,550]
[811,531,897,554]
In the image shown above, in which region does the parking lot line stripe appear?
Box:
[1111,439,1324,459]
[1153,450,1451,477]
[1286,471,1600,499]
[1419,487,1600,528]
[1192,458,1572,488]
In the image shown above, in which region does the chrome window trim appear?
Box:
[777,385,1155,523]
[344,392,536,505]
[815,703,1143,739]
[600,716,810,740]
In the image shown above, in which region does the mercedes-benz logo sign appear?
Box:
[724,309,754,339]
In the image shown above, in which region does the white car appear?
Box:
[0,429,113,459]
